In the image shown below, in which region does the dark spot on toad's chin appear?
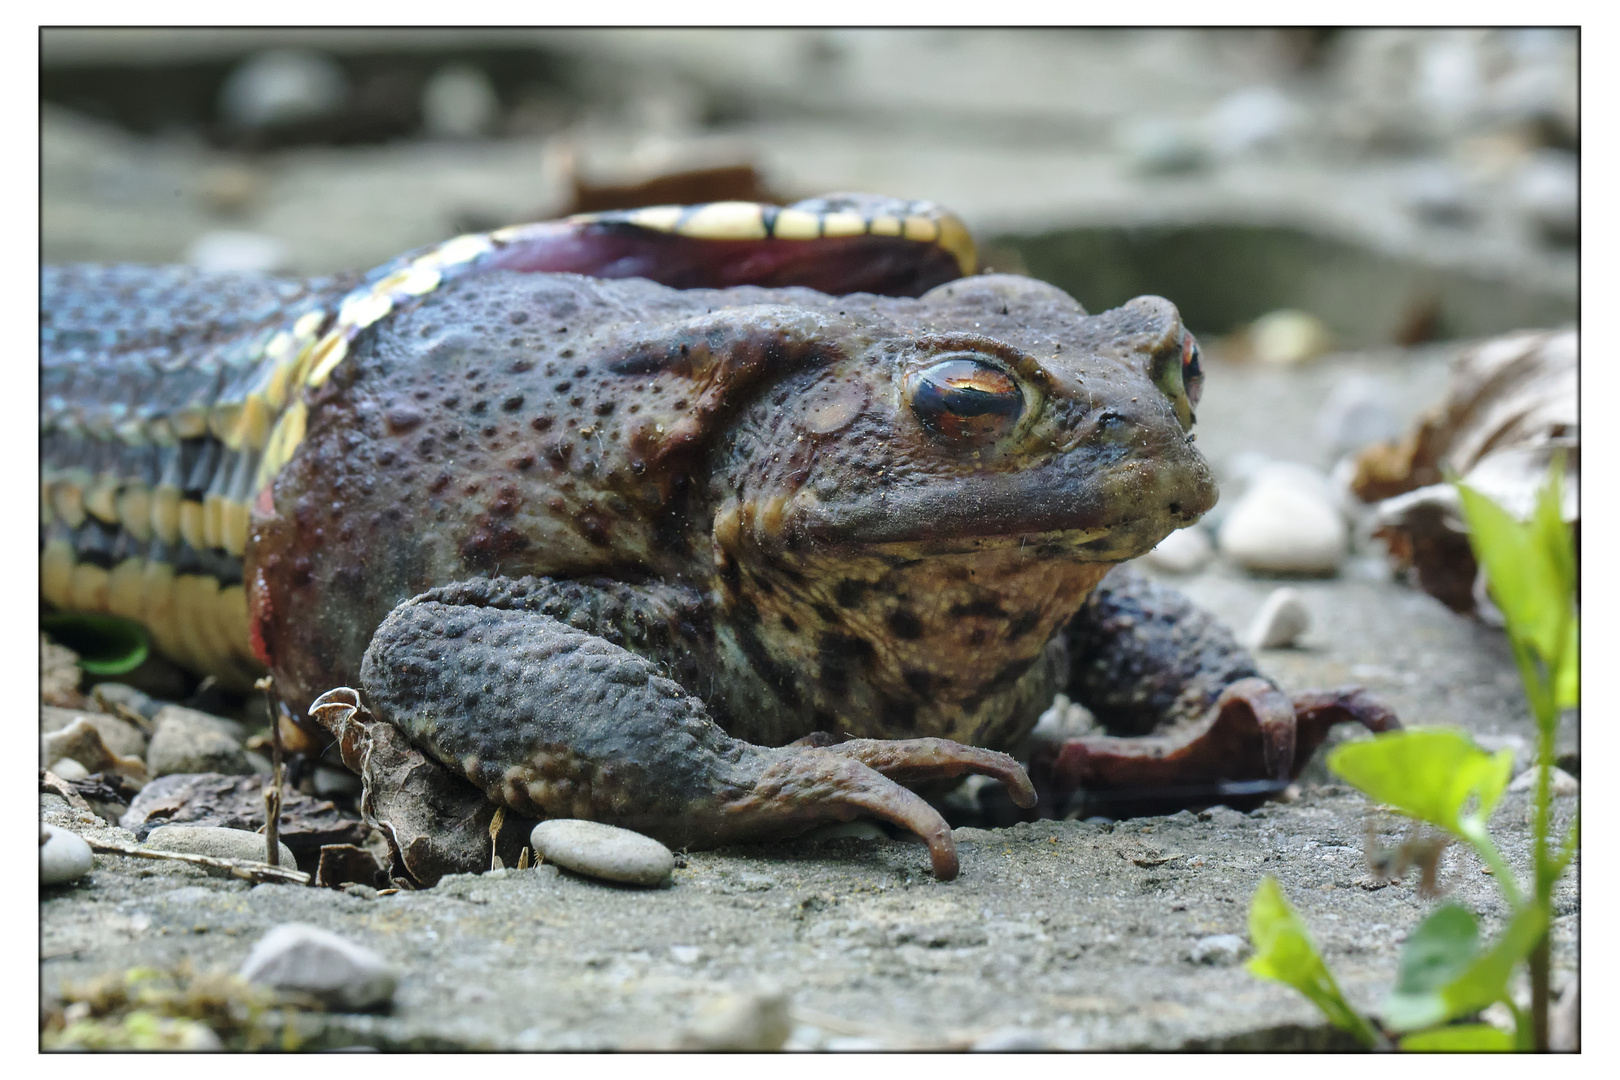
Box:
[887,609,923,639]
[902,668,933,695]
[950,599,1006,619]
[1006,609,1042,640]
[882,698,918,731]
[834,579,867,608]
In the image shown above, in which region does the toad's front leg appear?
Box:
[1030,566,1400,814]
[358,577,1032,880]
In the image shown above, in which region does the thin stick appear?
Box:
[86,837,309,886]
[256,676,284,868]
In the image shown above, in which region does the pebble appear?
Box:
[145,824,296,873]
[186,230,290,274]
[1404,161,1478,225]
[1316,374,1402,456]
[1245,587,1311,649]
[48,758,90,781]
[421,64,500,138]
[972,1027,1050,1051]
[1118,116,1208,174]
[1188,933,1248,966]
[239,923,397,1012]
[1507,766,1578,797]
[1219,465,1347,575]
[1204,85,1299,157]
[313,765,364,798]
[528,819,675,887]
[677,982,792,1051]
[41,705,147,759]
[669,945,701,964]
[218,48,347,130]
[40,823,93,886]
[1250,309,1333,365]
[1141,526,1214,574]
[146,709,252,778]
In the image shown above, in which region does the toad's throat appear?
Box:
[724,545,1114,744]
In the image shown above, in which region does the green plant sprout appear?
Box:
[1245,456,1578,1052]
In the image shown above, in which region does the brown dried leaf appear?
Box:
[314,844,389,889]
[1351,329,1577,613]
[307,688,495,888]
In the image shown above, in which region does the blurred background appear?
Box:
[40,26,1578,502]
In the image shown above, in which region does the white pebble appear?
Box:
[1508,766,1578,796]
[1316,375,1401,455]
[1219,467,1347,575]
[529,819,674,887]
[1246,587,1311,649]
[186,231,290,274]
[240,923,397,1012]
[48,757,90,781]
[1188,933,1248,966]
[41,823,94,886]
[1141,527,1214,574]
[679,981,791,1051]
[422,64,500,138]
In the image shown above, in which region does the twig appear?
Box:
[86,837,310,886]
[256,676,284,868]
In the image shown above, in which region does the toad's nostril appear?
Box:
[1169,502,1182,515]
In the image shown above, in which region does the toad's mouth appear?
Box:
[783,443,1218,559]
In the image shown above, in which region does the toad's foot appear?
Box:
[1029,678,1401,814]
[358,578,1034,880]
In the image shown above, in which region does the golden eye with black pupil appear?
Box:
[1181,330,1204,408]
[907,356,1024,444]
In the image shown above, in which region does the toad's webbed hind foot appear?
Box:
[1030,566,1401,814]
[357,576,1033,879]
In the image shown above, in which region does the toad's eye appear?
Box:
[1181,331,1203,408]
[907,356,1024,444]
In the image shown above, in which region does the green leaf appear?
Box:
[1398,1024,1513,1051]
[40,613,149,676]
[1554,613,1579,710]
[1382,901,1547,1032]
[1328,729,1514,835]
[1456,466,1575,684]
[1393,904,1480,996]
[1246,876,1378,1048]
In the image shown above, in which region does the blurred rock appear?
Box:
[1512,150,1578,244]
[49,758,90,781]
[1204,85,1300,157]
[422,64,500,139]
[196,163,264,215]
[529,819,674,887]
[218,48,347,130]
[41,705,147,760]
[1118,117,1208,174]
[1141,527,1214,575]
[1317,374,1401,456]
[1507,766,1577,797]
[1245,587,1311,649]
[1251,309,1332,365]
[1404,161,1478,225]
[1188,933,1248,966]
[41,635,85,708]
[147,709,251,778]
[677,981,792,1051]
[186,230,290,273]
[972,1027,1050,1051]
[1220,464,1347,575]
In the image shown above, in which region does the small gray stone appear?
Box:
[313,765,363,798]
[1245,587,1311,649]
[147,708,251,778]
[41,705,147,759]
[529,819,674,887]
[1316,374,1402,455]
[1141,526,1214,575]
[239,922,397,1012]
[1188,933,1248,966]
[41,823,93,886]
[1118,116,1208,174]
[145,824,296,874]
